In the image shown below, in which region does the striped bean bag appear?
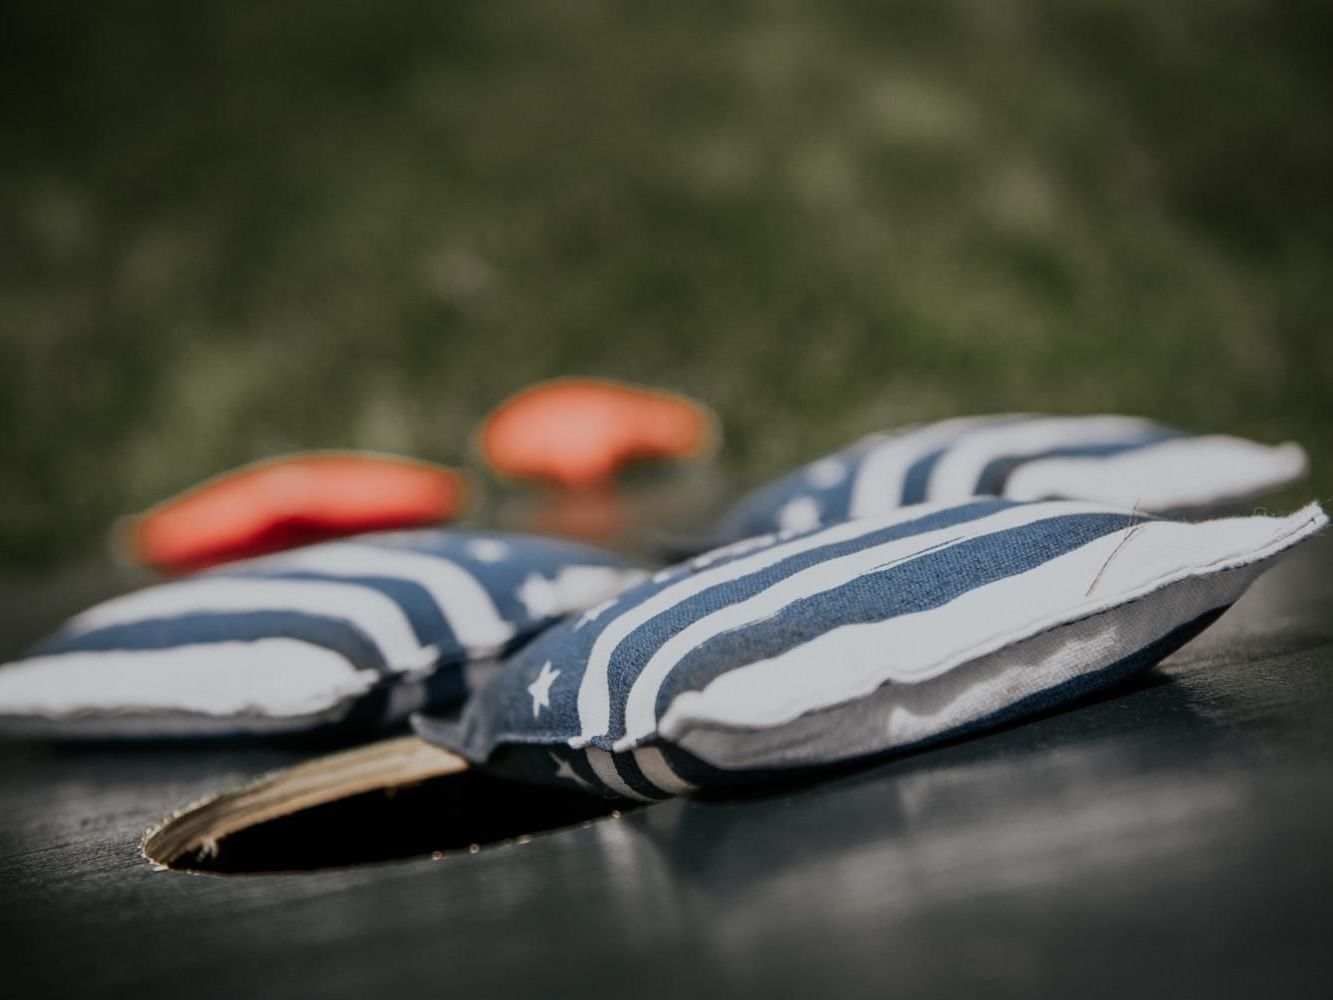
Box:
[414,499,1326,799]
[708,415,1308,548]
[0,531,645,739]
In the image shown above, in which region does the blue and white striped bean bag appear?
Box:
[0,531,645,739]
[709,415,1308,547]
[414,500,1326,799]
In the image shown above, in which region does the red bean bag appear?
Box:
[479,378,718,489]
[118,452,470,574]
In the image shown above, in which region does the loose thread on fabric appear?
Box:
[1086,501,1145,597]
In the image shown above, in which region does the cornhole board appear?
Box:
[1,536,1331,998]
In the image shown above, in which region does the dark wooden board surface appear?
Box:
[2,536,1332,998]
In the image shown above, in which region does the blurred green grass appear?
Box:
[1,0,1330,565]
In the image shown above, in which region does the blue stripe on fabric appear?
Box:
[222,569,459,652]
[899,446,948,505]
[418,662,469,714]
[32,610,392,673]
[566,749,613,796]
[713,444,873,543]
[647,512,1138,732]
[355,532,628,625]
[895,415,1044,504]
[713,474,818,543]
[973,432,1183,497]
[334,664,468,733]
[369,531,628,572]
[698,497,1016,588]
[812,473,858,527]
[657,743,731,790]
[611,751,676,800]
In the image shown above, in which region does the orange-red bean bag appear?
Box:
[479,378,718,489]
[118,452,470,574]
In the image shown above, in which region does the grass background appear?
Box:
[1,0,1330,566]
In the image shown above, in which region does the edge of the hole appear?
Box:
[141,735,470,870]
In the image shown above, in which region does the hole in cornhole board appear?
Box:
[143,737,628,874]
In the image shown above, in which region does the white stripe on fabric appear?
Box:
[0,639,374,720]
[1003,436,1309,509]
[242,543,518,650]
[656,504,1326,738]
[546,565,649,617]
[670,556,1261,771]
[614,500,1121,749]
[584,748,654,802]
[924,415,1160,502]
[632,747,698,795]
[65,578,432,670]
[848,416,1010,517]
[572,497,987,746]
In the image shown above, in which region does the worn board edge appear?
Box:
[141,735,468,868]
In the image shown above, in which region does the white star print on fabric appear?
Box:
[575,597,618,630]
[466,539,510,563]
[516,573,559,618]
[528,661,560,718]
[548,751,592,789]
[805,457,847,488]
[776,496,822,533]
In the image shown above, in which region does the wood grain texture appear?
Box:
[2,536,1332,998]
